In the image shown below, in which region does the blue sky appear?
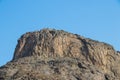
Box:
[0,0,120,66]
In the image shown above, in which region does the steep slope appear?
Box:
[0,29,120,80]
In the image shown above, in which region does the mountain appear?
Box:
[0,29,120,80]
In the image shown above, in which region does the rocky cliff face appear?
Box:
[0,29,120,80]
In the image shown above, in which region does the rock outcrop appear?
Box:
[0,29,120,80]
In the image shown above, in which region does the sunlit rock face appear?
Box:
[0,29,120,80]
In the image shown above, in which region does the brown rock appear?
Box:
[0,28,120,80]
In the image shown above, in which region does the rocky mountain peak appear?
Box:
[13,29,116,66]
[0,28,120,80]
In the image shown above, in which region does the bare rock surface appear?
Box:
[0,29,120,80]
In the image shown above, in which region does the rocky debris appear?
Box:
[0,28,120,80]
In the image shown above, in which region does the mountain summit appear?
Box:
[0,29,120,80]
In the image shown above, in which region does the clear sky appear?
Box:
[0,0,120,66]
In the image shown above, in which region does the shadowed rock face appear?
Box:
[0,29,120,80]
